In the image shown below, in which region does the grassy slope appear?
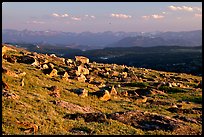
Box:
[2,46,202,135]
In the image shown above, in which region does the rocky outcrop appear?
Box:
[75,56,89,64]
[91,90,111,101]
[73,88,88,97]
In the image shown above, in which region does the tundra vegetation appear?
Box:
[2,44,202,135]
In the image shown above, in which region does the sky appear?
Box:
[2,2,202,33]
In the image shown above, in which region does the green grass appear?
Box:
[2,46,202,135]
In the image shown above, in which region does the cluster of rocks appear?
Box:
[64,110,199,134]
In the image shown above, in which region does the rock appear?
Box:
[18,72,26,77]
[120,91,128,97]
[2,44,17,56]
[49,69,58,77]
[48,63,55,69]
[75,88,88,97]
[75,56,89,64]
[77,74,87,83]
[18,55,36,64]
[110,86,117,95]
[54,100,95,113]
[167,82,172,87]
[86,75,94,83]
[92,90,111,101]
[172,82,177,87]
[50,54,56,57]
[4,68,19,77]
[21,78,25,87]
[135,96,148,103]
[48,86,60,98]
[119,72,127,79]
[42,64,49,69]
[2,89,19,100]
[31,59,40,66]
[110,71,119,77]
[99,90,111,101]
[105,67,111,72]
[123,67,129,72]
[150,89,168,96]
[127,90,140,97]
[62,71,69,78]
[2,80,9,89]
[3,54,17,63]
[76,65,89,76]
[172,104,178,108]
[197,81,202,88]
[15,121,38,134]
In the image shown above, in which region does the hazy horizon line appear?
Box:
[2,28,202,34]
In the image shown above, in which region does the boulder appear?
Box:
[48,63,55,69]
[135,96,148,103]
[42,64,49,69]
[18,55,36,64]
[122,72,128,78]
[110,86,117,95]
[3,54,17,63]
[65,59,73,66]
[74,88,88,97]
[110,71,119,77]
[197,81,202,88]
[48,86,60,98]
[99,90,111,101]
[76,65,89,76]
[44,69,58,77]
[92,90,111,101]
[77,74,87,83]
[21,78,25,87]
[120,91,128,96]
[172,82,177,87]
[2,44,16,56]
[58,71,69,81]
[75,56,89,64]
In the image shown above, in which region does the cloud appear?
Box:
[84,14,96,19]
[26,20,45,24]
[90,15,95,19]
[151,14,164,19]
[110,13,132,19]
[142,15,150,19]
[52,13,69,18]
[142,14,164,20]
[195,13,202,17]
[52,13,60,17]
[168,5,193,12]
[71,17,81,21]
[194,7,202,12]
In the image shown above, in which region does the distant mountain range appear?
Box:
[2,29,202,50]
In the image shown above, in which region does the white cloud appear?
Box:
[195,13,202,17]
[52,13,60,17]
[142,14,164,20]
[26,20,45,24]
[194,7,202,12]
[52,13,69,18]
[110,13,132,19]
[142,15,150,19]
[151,14,164,19]
[90,15,95,19]
[84,14,96,19]
[71,17,81,21]
[168,5,193,12]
